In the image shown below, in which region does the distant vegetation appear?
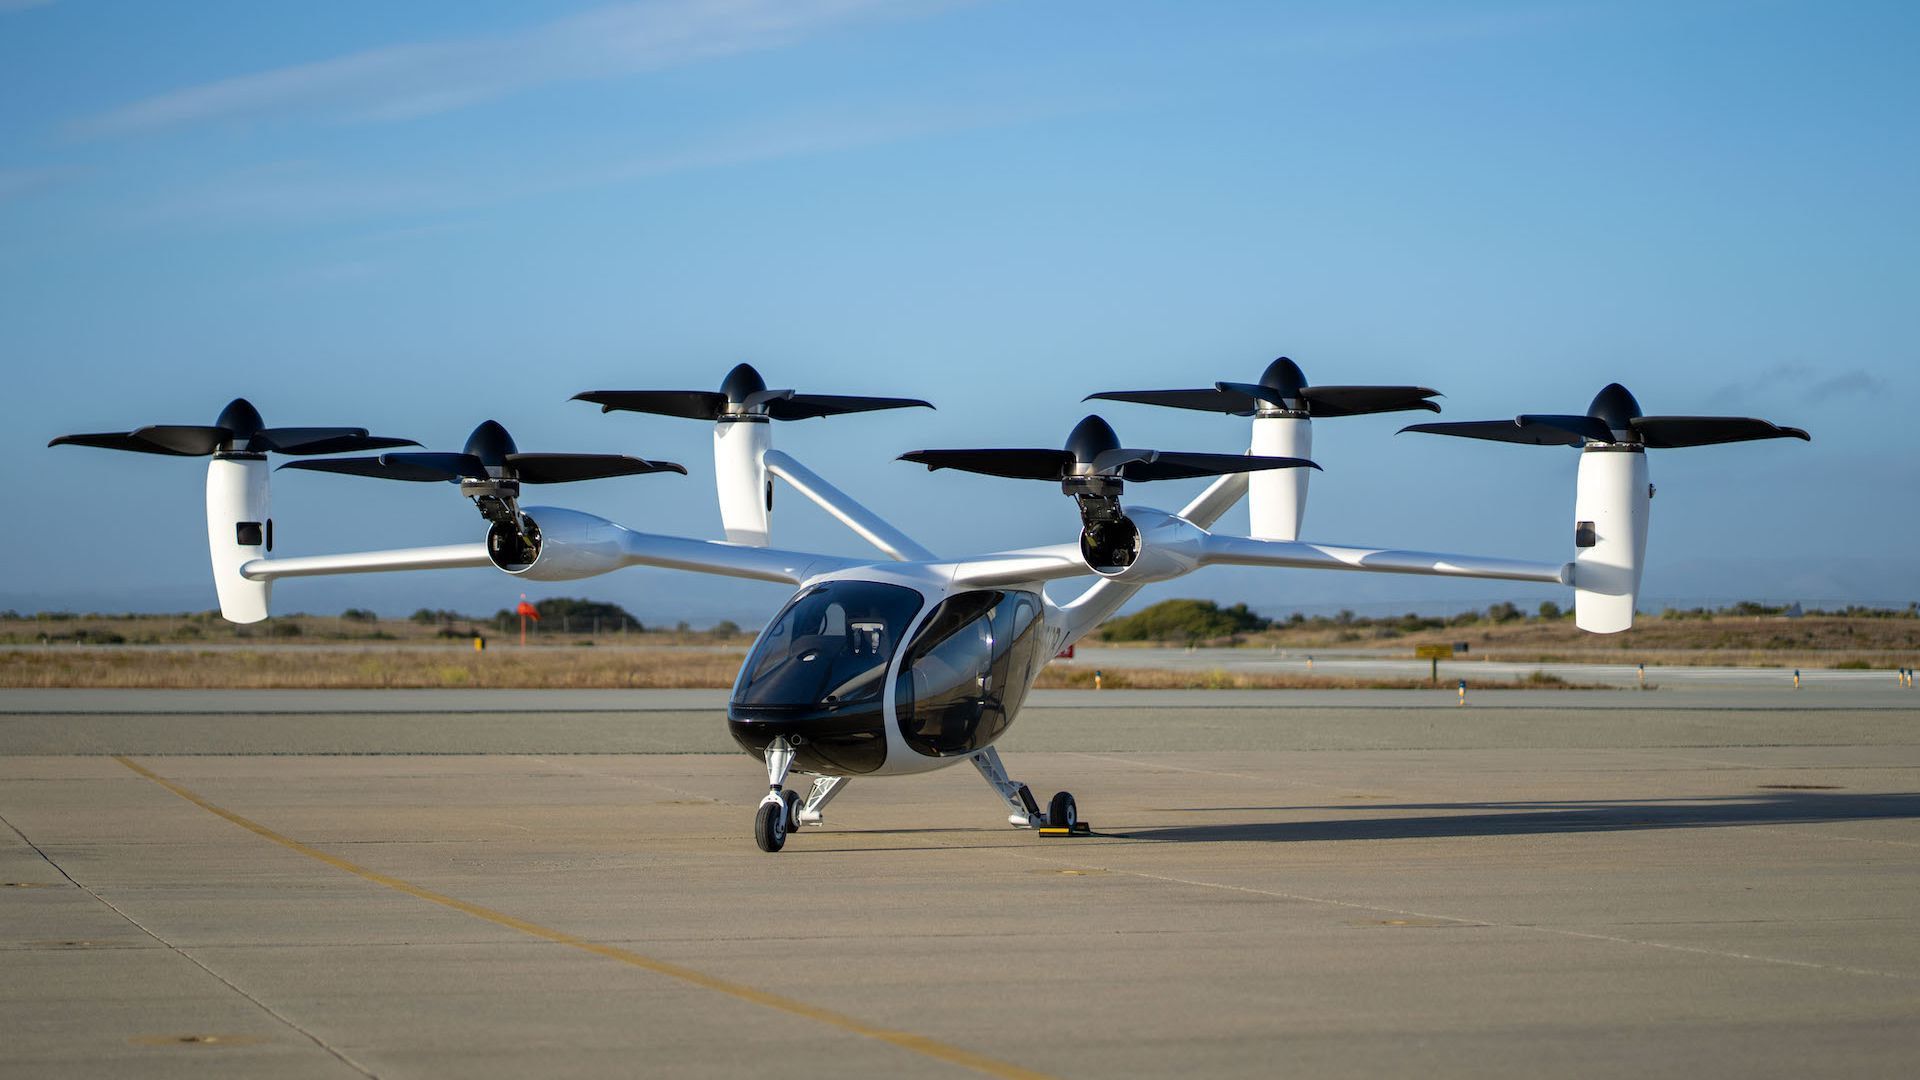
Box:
[1100,599,1272,644]
[1096,598,1918,647]
[491,597,641,632]
[0,602,746,646]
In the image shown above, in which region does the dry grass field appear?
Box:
[3,610,1908,689]
[1221,614,1920,669]
[0,646,1601,691]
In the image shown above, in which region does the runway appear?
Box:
[3,688,1918,1078]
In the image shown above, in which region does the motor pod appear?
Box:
[712,416,771,546]
[1571,447,1649,634]
[1078,507,1208,584]
[206,455,272,623]
[1249,413,1311,541]
[490,506,630,580]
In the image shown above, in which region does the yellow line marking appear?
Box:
[114,756,1052,1080]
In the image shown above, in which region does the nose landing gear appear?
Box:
[754,737,800,853]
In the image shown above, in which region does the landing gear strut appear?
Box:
[970,747,1075,829]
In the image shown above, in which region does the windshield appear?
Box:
[733,581,924,710]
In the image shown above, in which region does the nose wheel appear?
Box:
[754,795,798,852]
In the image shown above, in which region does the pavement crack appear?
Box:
[0,809,379,1078]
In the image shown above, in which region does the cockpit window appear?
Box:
[734,581,923,709]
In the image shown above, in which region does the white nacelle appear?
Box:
[206,455,271,623]
[497,506,633,581]
[1572,448,1649,634]
[1079,506,1207,584]
[713,419,771,546]
[1249,414,1310,541]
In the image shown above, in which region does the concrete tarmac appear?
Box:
[2,687,1917,1079]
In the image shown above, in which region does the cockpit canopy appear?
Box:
[728,579,1049,774]
[733,580,923,712]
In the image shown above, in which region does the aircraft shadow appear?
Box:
[1117,791,1920,844]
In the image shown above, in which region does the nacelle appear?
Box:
[1078,506,1207,584]
[492,506,632,580]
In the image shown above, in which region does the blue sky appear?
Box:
[3,0,1915,623]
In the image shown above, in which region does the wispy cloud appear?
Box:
[77,0,947,137]
[134,94,1077,228]
[1712,362,1893,405]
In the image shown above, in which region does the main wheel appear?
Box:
[1048,791,1077,828]
[754,801,787,852]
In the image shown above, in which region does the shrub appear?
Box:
[1100,599,1272,644]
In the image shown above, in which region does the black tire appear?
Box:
[781,789,803,829]
[754,801,787,852]
[1048,791,1077,828]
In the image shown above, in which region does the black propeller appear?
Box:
[1400,383,1811,448]
[574,362,933,422]
[280,420,686,485]
[49,398,419,457]
[1086,357,1441,418]
[900,414,1321,485]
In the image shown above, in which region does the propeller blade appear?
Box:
[266,433,422,456]
[571,390,728,421]
[1115,451,1321,482]
[766,393,935,421]
[48,431,198,456]
[505,453,688,484]
[1630,415,1811,448]
[1516,414,1616,443]
[253,427,422,455]
[1300,385,1442,417]
[1214,381,1295,409]
[742,388,797,410]
[281,452,486,483]
[128,424,231,456]
[898,448,1076,481]
[1084,388,1261,415]
[1400,420,1588,446]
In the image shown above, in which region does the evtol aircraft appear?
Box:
[52,359,1809,851]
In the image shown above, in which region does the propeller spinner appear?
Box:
[573,362,933,422]
[49,397,419,457]
[1087,357,1441,418]
[1399,383,1811,448]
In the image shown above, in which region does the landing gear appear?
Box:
[970,747,1075,829]
[795,775,849,827]
[755,737,797,853]
[1048,790,1077,828]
